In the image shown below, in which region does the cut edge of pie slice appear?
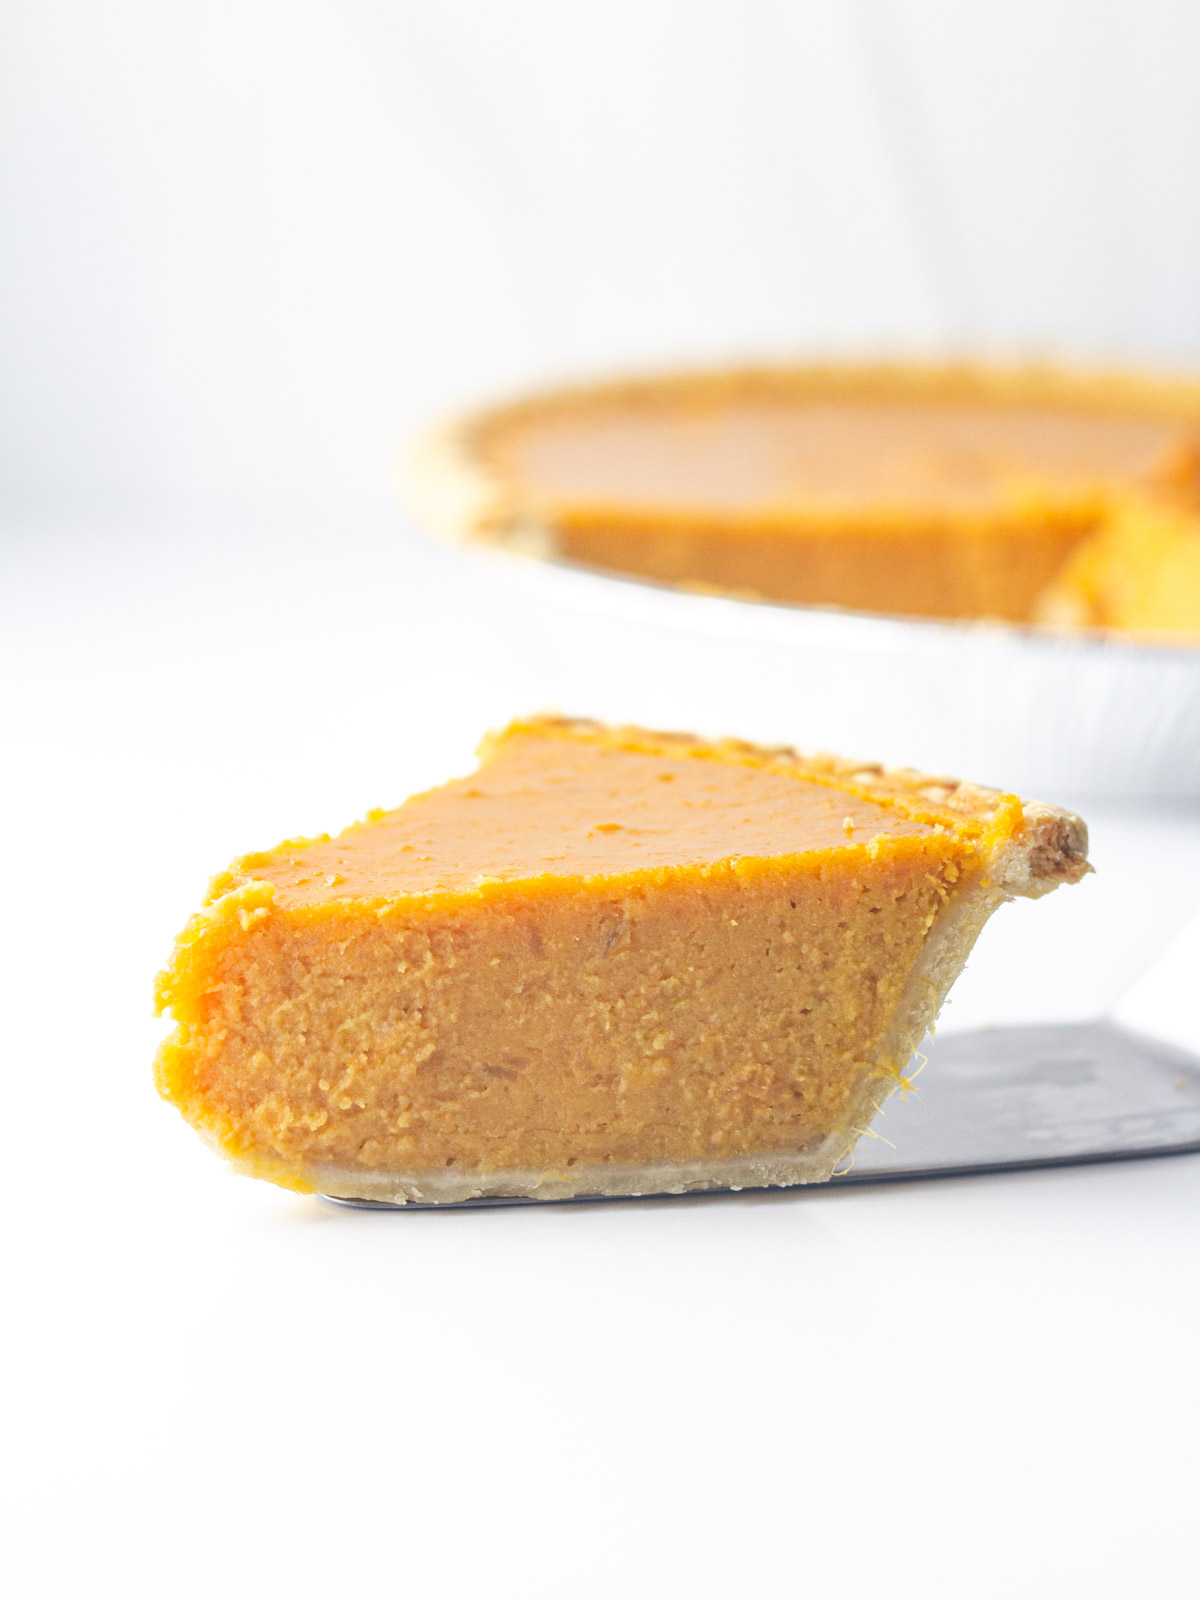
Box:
[402,361,1200,624]
[1036,493,1200,641]
[154,717,1090,1204]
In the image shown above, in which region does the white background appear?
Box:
[5,0,1200,516]
[4,5,1200,1597]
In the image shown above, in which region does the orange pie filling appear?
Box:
[155,719,1089,1203]
[411,367,1200,634]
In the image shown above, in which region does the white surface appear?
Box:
[6,0,1200,517]
[4,515,1199,1600]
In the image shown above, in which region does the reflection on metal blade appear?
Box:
[321,1021,1200,1211]
[835,1019,1200,1181]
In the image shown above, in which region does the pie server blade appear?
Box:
[321,1020,1200,1210]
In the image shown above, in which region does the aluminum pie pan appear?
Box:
[414,528,1200,799]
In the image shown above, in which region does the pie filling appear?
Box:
[422,368,1200,633]
[155,720,1089,1200]
[498,397,1179,513]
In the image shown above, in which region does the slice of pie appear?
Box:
[406,363,1200,626]
[154,717,1090,1204]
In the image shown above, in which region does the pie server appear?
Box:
[322,1018,1200,1210]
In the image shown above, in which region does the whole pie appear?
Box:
[154,717,1090,1203]
[407,363,1200,633]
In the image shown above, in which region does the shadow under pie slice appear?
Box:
[154,717,1091,1203]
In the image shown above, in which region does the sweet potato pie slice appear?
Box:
[155,718,1090,1203]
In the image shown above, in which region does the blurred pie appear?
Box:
[408,363,1200,634]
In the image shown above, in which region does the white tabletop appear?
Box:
[5,514,1198,1600]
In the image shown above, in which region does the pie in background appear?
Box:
[1038,495,1200,640]
[407,363,1200,636]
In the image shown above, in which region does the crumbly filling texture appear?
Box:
[158,853,963,1180]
